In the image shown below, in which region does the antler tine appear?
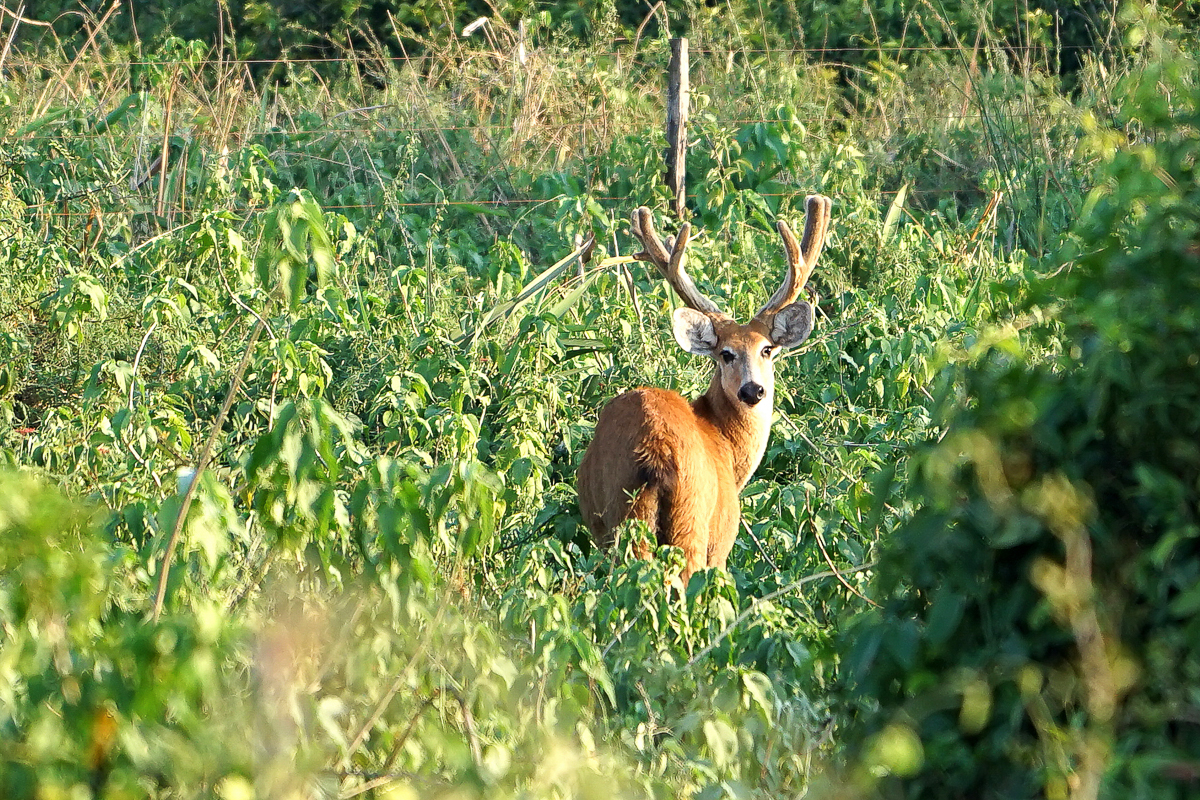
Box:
[630,206,671,267]
[799,194,832,270]
[630,207,723,315]
[756,194,832,319]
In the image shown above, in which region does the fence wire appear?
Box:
[4,43,1081,221]
[1,42,1094,70]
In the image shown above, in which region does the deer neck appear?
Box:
[693,372,774,489]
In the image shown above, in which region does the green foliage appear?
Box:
[254,190,335,311]
[0,473,669,798]
[1,8,1198,799]
[27,0,1200,76]
[0,473,249,795]
[839,53,1200,800]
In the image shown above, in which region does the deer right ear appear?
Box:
[672,307,719,357]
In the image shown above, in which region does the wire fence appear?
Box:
[19,186,998,221]
[0,40,1094,68]
[13,106,1069,145]
[4,43,1082,222]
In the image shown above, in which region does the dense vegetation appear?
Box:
[1,1,1198,798]
[26,0,1200,71]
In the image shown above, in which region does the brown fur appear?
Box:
[577,387,743,578]
[578,197,831,583]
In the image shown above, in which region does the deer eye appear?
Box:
[761,345,774,359]
[720,351,736,364]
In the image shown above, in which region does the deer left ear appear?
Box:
[770,301,814,349]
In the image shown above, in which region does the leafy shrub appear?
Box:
[839,56,1200,799]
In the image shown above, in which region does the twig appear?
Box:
[344,672,409,761]
[330,104,394,120]
[741,517,778,571]
[155,67,180,222]
[224,543,274,613]
[339,601,445,770]
[339,775,398,799]
[32,0,120,119]
[112,320,164,487]
[0,4,25,72]
[688,561,877,667]
[128,321,158,410]
[490,531,540,556]
[150,317,264,621]
[812,519,880,607]
[380,691,441,772]
[212,247,278,344]
[631,1,666,58]
[0,4,51,25]
[785,312,868,352]
[446,687,483,769]
[601,611,644,658]
[338,769,449,799]
[614,216,644,330]
[109,218,206,270]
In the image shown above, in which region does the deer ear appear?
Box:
[672,307,719,356]
[770,301,814,349]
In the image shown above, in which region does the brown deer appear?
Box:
[577,195,832,583]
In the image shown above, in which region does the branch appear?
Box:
[381,691,441,772]
[687,562,877,667]
[150,317,264,621]
[813,519,880,608]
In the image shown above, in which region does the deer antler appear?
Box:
[630,207,724,316]
[756,194,832,320]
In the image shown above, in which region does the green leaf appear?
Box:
[881,183,908,244]
[925,588,966,646]
[741,671,776,721]
[91,94,141,134]
[702,718,738,767]
[547,279,592,319]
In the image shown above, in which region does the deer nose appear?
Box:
[738,382,765,405]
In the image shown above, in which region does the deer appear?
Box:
[577,194,832,584]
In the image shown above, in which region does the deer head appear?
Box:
[629,195,831,422]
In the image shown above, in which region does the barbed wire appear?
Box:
[3,41,1080,221]
[0,41,1097,70]
[19,184,1002,220]
[9,106,1078,145]
[4,38,1093,150]
[5,107,1056,216]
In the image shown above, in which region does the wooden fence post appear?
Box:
[666,37,689,220]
